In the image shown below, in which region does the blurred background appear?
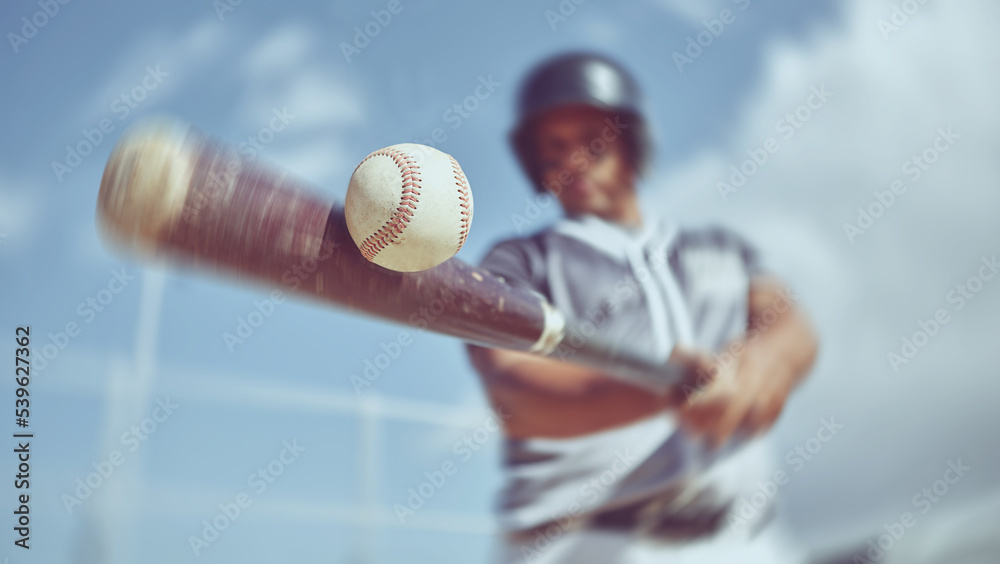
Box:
[1,0,999,562]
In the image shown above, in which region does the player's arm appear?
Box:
[466,238,715,437]
[745,275,818,390]
[677,275,818,446]
[467,344,711,438]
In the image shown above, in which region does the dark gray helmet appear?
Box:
[511,52,652,192]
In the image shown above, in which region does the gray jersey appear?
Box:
[476,213,778,533]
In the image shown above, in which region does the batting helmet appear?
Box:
[511,52,653,193]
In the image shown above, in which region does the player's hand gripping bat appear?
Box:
[96,118,694,394]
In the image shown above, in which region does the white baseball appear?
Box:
[345,143,473,272]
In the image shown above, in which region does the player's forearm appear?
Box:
[468,346,673,438]
[488,377,670,438]
[469,345,646,397]
[745,291,818,386]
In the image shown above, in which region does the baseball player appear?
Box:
[467,53,819,563]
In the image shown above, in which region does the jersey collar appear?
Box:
[551,213,676,259]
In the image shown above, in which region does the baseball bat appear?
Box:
[96,118,687,393]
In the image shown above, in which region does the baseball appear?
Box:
[345,143,473,272]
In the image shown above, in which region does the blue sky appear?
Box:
[2,0,1000,563]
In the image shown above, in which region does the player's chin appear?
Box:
[561,192,606,217]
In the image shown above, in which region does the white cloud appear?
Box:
[279,70,365,128]
[650,0,1000,545]
[268,137,352,190]
[883,489,1000,563]
[241,22,314,76]
[237,23,364,128]
[80,17,229,124]
[656,0,1000,313]
[235,24,366,186]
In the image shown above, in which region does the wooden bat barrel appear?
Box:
[97,118,564,354]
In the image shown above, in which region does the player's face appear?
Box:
[532,105,636,219]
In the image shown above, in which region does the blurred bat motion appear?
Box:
[96,118,688,393]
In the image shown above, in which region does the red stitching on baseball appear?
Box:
[357,148,422,262]
[451,156,472,253]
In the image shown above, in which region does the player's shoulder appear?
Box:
[478,220,589,293]
[481,230,547,261]
[482,218,568,255]
[476,228,551,288]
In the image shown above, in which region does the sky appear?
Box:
[1,0,999,563]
